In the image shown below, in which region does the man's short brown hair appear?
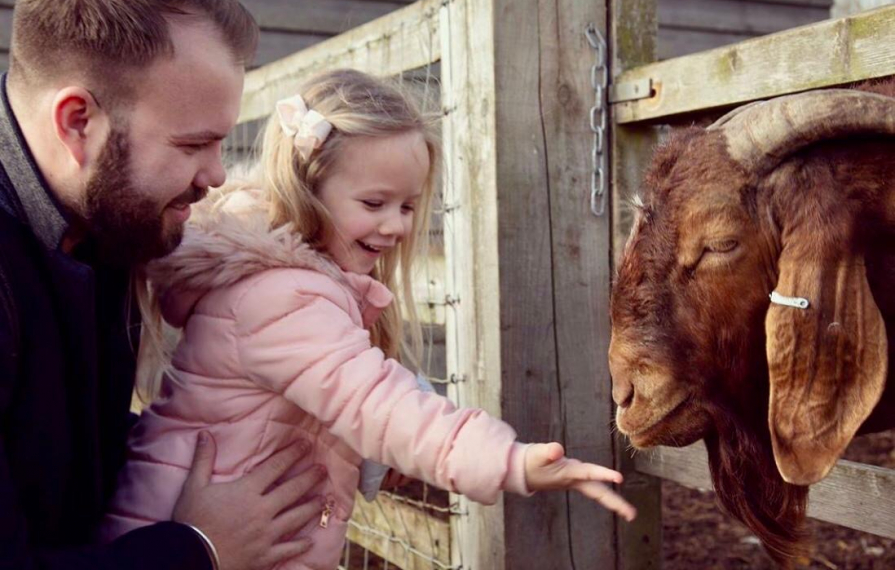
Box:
[9,0,258,106]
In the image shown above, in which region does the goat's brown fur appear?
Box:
[609,78,895,568]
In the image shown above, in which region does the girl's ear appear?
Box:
[765,178,887,486]
[51,86,108,168]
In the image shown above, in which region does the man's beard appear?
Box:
[83,128,198,265]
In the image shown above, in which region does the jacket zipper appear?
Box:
[319,498,335,528]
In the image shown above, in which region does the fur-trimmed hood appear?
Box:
[147,188,368,327]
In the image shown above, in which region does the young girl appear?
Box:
[102,69,635,569]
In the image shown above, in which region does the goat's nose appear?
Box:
[612,376,635,408]
[608,339,635,408]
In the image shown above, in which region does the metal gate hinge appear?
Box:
[609,78,653,104]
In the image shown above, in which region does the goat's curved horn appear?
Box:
[707,89,895,173]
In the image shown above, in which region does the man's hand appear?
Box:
[172,431,326,570]
[524,442,637,522]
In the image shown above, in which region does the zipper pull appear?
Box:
[319,498,335,528]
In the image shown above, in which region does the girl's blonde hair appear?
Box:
[135,68,440,402]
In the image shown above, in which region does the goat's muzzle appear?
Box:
[609,336,711,448]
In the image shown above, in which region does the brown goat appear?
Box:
[609,80,895,567]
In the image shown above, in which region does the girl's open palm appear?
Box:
[524,442,637,522]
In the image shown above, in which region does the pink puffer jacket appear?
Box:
[100,190,529,570]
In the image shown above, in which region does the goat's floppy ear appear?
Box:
[765,198,887,486]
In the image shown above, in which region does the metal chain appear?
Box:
[586,23,608,216]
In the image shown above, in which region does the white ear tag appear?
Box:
[769,291,810,310]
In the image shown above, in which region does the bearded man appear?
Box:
[0,2,323,569]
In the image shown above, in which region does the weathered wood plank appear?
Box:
[253,31,323,68]
[658,28,755,61]
[491,0,566,565]
[413,253,447,327]
[635,442,895,539]
[0,8,11,51]
[439,0,505,567]
[757,0,834,6]
[538,0,617,565]
[441,0,619,564]
[612,2,663,569]
[615,6,895,123]
[659,0,830,36]
[656,0,834,61]
[833,0,893,17]
[242,0,412,36]
[348,492,451,570]
[239,0,441,124]
[0,3,420,68]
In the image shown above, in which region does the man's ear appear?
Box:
[51,86,109,168]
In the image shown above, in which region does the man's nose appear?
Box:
[194,146,227,190]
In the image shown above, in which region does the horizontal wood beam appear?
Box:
[634,442,895,539]
[242,0,413,36]
[614,6,895,123]
[758,0,834,6]
[657,0,829,38]
[239,0,441,124]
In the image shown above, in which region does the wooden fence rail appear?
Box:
[613,5,895,123]
[346,493,452,569]
[636,443,895,540]
[239,0,441,124]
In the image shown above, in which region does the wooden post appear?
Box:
[537,0,619,566]
[440,0,506,566]
[610,1,663,569]
[441,0,616,567]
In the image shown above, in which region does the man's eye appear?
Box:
[181,143,209,153]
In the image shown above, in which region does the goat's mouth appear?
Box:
[617,395,710,448]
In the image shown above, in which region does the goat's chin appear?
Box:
[617,398,712,448]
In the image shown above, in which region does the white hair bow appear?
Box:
[275,94,333,161]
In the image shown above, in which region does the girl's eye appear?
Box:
[401,204,415,213]
[706,239,739,253]
[361,200,383,209]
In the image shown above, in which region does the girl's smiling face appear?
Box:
[317,130,430,274]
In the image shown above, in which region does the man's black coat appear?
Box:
[0,74,211,570]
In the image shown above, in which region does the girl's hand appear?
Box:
[524,442,637,522]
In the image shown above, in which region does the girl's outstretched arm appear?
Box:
[233,271,527,505]
[233,270,633,517]
[524,442,636,521]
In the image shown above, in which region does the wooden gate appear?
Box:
[233,1,895,567]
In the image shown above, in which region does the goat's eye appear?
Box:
[706,239,738,253]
